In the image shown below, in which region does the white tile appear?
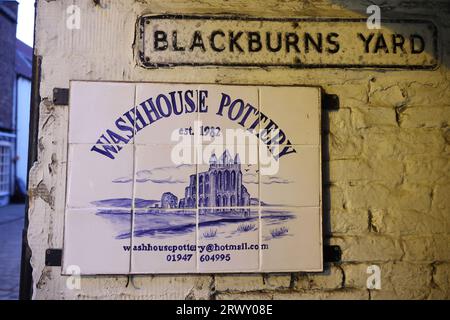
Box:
[198,85,260,145]
[62,208,131,275]
[198,208,259,272]
[134,145,197,209]
[131,209,196,273]
[69,81,136,144]
[134,83,199,145]
[259,86,321,146]
[260,145,320,208]
[66,144,134,209]
[260,207,322,272]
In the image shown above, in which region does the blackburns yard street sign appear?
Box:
[137,15,438,69]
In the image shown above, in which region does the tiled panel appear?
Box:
[62,208,132,275]
[131,209,196,274]
[134,84,199,145]
[197,85,260,145]
[134,144,197,209]
[66,144,134,209]
[259,86,321,146]
[260,207,322,272]
[69,81,136,144]
[197,146,259,208]
[65,82,323,274]
[198,208,259,272]
[259,145,320,208]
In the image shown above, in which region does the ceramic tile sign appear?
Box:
[63,81,323,274]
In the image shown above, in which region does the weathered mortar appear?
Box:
[28,0,450,299]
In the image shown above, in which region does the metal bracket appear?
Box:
[44,246,337,267]
[53,88,69,106]
[322,94,340,110]
[45,249,62,267]
[323,245,342,263]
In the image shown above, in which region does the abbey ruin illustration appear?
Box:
[159,150,251,212]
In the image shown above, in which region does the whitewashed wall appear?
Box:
[29,0,450,299]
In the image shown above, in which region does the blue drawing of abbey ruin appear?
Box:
[158,150,250,215]
[93,150,295,239]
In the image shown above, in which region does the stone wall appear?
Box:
[29,0,449,299]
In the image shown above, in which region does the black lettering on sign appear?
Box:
[266,32,282,52]
[172,31,185,51]
[374,33,389,53]
[410,34,425,54]
[357,33,374,53]
[248,32,262,52]
[285,33,300,53]
[210,30,225,52]
[154,30,168,51]
[358,32,426,55]
[229,31,244,52]
[304,33,323,53]
[392,34,406,54]
[190,31,206,51]
[326,33,340,54]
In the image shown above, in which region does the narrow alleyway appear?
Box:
[0,204,25,300]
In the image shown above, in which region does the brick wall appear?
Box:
[0,2,18,131]
[28,0,449,300]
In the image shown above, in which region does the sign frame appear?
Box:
[62,80,324,274]
[137,15,439,70]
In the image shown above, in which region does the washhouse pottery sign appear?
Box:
[63,82,323,274]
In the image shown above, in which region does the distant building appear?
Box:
[0,1,32,206]
[179,150,251,211]
[161,192,178,208]
[14,39,32,201]
[180,173,197,208]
